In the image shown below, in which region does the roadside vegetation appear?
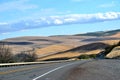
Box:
[40,41,120,61]
[0,40,120,63]
[14,49,37,62]
[77,54,97,59]
[104,41,120,55]
[69,41,120,60]
[0,42,37,63]
[0,42,14,63]
[98,41,120,59]
[43,57,69,61]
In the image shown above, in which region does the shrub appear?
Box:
[77,54,90,59]
[0,42,37,63]
[77,54,97,59]
[0,42,14,63]
[89,54,97,59]
[103,41,120,56]
[14,49,37,62]
[43,57,69,61]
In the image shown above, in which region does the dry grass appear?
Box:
[9,45,33,54]
[37,42,109,60]
[38,49,103,60]
[101,40,120,45]
[110,32,120,38]
[38,52,80,60]
[106,46,120,58]
[36,44,74,55]
[85,49,103,55]
[2,33,120,61]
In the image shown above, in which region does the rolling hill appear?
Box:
[0,29,120,60]
[106,46,120,58]
[75,29,120,37]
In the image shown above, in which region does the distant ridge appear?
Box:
[75,29,120,37]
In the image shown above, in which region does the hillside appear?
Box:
[38,42,111,60]
[106,46,120,59]
[36,44,74,57]
[1,35,91,54]
[1,29,120,61]
[75,29,120,37]
[109,32,120,37]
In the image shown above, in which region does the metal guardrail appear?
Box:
[0,60,73,67]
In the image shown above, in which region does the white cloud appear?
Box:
[0,0,38,12]
[0,12,120,34]
[64,18,77,22]
[97,12,119,19]
[54,19,63,25]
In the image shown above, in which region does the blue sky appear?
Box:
[0,0,120,40]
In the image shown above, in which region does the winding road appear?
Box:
[0,60,91,80]
[1,59,120,80]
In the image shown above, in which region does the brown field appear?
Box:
[38,49,102,61]
[36,44,74,57]
[38,52,80,60]
[101,40,120,45]
[1,29,120,61]
[110,32,120,38]
[106,46,120,58]
[37,40,120,61]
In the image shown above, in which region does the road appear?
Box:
[0,60,91,80]
[1,59,120,80]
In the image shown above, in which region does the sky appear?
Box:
[0,0,120,40]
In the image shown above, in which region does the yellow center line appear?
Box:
[0,63,54,75]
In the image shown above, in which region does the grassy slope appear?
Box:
[1,29,120,61]
[36,44,74,57]
[38,40,120,61]
[106,46,120,58]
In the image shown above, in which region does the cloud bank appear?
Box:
[0,12,120,34]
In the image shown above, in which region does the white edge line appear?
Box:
[32,62,75,80]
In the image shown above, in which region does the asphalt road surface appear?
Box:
[0,60,91,80]
[0,59,120,80]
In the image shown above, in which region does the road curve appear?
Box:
[2,59,119,80]
[0,60,91,80]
